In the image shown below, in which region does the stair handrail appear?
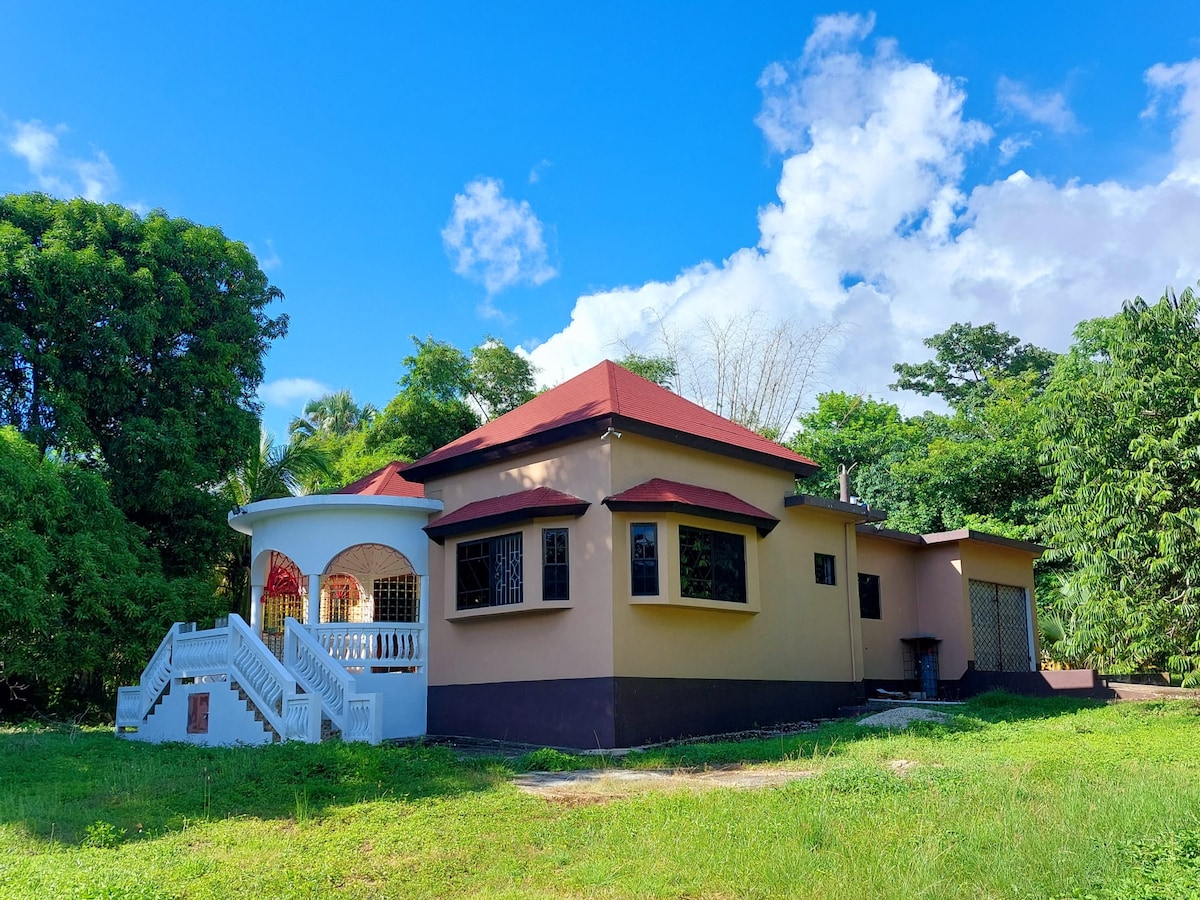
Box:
[132,623,183,720]
[284,618,380,742]
[224,613,304,739]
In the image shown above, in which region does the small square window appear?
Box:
[814,553,836,585]
[858,572,881,619]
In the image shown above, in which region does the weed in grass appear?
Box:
[82,820,125,849]
[516,747,591,772]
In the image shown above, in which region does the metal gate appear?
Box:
[969,580,1031,672]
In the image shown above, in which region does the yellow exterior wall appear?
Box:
[608,434,864,683]
[959,541,1040,669]
[424,440,617,686]
[856,535,920,680]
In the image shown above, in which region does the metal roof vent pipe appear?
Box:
[838,462,858,503]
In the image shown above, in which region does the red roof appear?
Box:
[604,478,780,535]
[403,360,818,481]
[423,487,590,543]
[335,461,425,498]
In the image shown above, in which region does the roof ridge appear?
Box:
[607,359,621,413]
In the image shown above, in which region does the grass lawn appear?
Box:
[1,693,1198,899]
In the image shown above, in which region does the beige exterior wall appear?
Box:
[609,435,864,683]
[424,440,616,686]
[856,535,920,680]
[914,543,970,678]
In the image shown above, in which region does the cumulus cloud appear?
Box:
[442,178,557,295]
[527,15,1200,417]
[996,77,1079,133]
[7,119,118,201]
[258,377,332,408]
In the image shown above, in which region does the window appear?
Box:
[374,574,420,622]
[814,553,836,585]
[456,533,523,610]
[631,523,659,596]
[858,572,881,619]
[679,526,747,603]
[542,528,569,602]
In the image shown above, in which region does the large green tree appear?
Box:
[0,427,218,714]
[366,335,536,462]
[0,193,287,575]
[891,321,1058,408]
[1041,288,1200,682]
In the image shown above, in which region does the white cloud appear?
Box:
[258,377,332,408]
[7,119,119,201]
[996,76,1079,133]
[441,177,557,295]
[257,239,283,272]
[527,16,1200,420]
[998,133,1036,164]
[528,159,552,184]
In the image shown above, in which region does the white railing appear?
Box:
[115,624,181,729]
[114,614,321,743]
[284,618,382,743]
[311,622,426,669]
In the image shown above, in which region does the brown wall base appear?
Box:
[428,677,860,749]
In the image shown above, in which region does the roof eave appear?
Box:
[603,498,779,536]
[423,502,591,544]
[784,493,887,521]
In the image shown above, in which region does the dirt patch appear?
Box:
[514,764,815,803]
[857,707,949,729]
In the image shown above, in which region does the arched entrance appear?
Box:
[322,543,421,624]
[262,550,305,658]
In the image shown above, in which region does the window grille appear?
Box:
[456,533,523,610]
[321,573,366,623]
[679,525,747,603]
[373,574,420,622]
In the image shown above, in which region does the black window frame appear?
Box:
[858,572,881,619]
[542,528,570,602]
[456,532,523,610]
[679,525,747,604]
[814,552,836,586]
[630,523,659,596]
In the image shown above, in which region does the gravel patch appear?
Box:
[857,707,949,729]
[514,765,815,802]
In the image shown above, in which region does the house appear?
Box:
[116,361,1051,749]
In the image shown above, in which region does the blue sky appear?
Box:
[4,3,1200,438]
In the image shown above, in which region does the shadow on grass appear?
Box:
[0,728,505,847]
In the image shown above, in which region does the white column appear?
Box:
[249,584,264,634]
[306,574,321,627]
[419,574,430,626]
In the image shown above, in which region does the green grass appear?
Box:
[1,695,1198,898]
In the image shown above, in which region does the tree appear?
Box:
[218,432,331,616]
[366,335,536,462]
[0,193,286,576]
[0,426,218,715]
[466,337,537,420]
[891,321,1057,408]
[628,310,844,437]
[1041,287,1200,683]
[617,353,678,389]
[288,390,376,439]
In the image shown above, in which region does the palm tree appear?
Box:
[288,390,376,439]
[217,432,333,616]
